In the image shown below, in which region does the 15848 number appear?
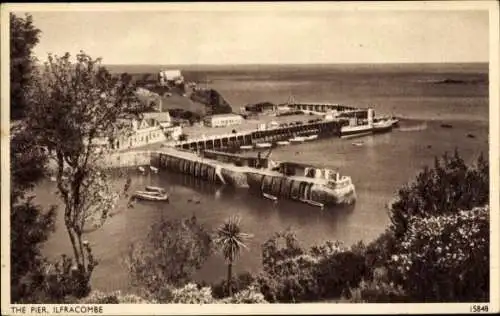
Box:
[470,304,489,313]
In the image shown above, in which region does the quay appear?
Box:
[103,146,356,208]
[99,102,389,207]
[172,119,347,152]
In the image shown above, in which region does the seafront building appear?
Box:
[203,113,244,128]
[91,114,182,151]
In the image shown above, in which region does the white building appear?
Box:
[142,111,172,128]
[112,118,166,150]
[203,113,243,128]
[159,70,184,86]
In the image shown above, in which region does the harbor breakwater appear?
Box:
[102,148,355,207]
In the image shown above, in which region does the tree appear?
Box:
[260,231,368,303]
[214,216,252,297]
[127,216,213,301]
[10,125,57,303]
[379,150,490,302]
[26,52,142,297]
[387,206,489,302]
[10,13,41,120]
[389,150,489,241]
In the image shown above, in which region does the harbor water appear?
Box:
[33,63,488,293]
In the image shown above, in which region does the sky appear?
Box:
[23,7,489,65]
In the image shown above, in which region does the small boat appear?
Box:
[467,133,476,138]
[255,142,272,149]
[240,145,253,150]
[138,166,146,173]
[276,141,290,146]
[133,190,169,201]
[352,141,364,147]
[289,136,306,143]
[263,192,278,201]
[145,186,166,194]
[150,166,159,173]
[305,134,318,141]
[441,123,453,129]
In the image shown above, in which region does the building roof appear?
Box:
[206,113,242,119]
[142,111,171,122]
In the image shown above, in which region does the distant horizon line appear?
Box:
[101,61,488,66]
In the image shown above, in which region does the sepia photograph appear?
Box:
[1,1,499,315]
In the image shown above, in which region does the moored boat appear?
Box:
[304,134,318,141]
[145,186,166,194]
[263,192,278,201]
[255,142,272,149]
[289,136,306,143]
[133,190,169,201]
[276,140,290,146]
[240,145,253,150]
[340,124,373,138]
[150,166,159,173]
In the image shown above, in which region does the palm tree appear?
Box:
[214,216,252,297]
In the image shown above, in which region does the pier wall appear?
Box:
[101,151,152,168]
[99,148,355,206]
[155,151,224,184]
[174,120,346,152]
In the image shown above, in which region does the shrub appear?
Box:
[127,216,213,301]
[211,272,255,299]
[170,283,214,304]
[342,279,409,303]
[387,206,489,302]
[219,285,268,304]
[80,291,155,304]
[259,232,369,302]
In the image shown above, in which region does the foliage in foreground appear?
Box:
[213,216,252,297]
[383,151,490,302]
[10,123,56,303]
[80,284,267,304]
[10,13,41,120]
[25,51,143,298]
[387,206,489,302]
[257,230,368,303]
[127,216,213,301]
